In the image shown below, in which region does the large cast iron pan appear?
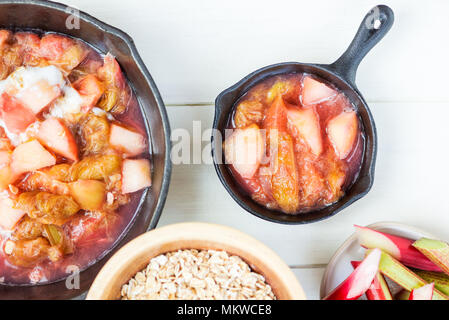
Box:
[0,0,171,299]
[212,5,394,225]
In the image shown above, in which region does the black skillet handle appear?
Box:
[328,5,394,86]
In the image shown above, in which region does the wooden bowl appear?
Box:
[86,223,306,300]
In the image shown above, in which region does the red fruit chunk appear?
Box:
[224,124,265,179]
[327,111,358,159]
[17,80,61,114]
[324,249,381,300]
[109,124,146,157]
[0,93,36,134]
[73,74,104,112]
[0,197,25,230]
[37,118,78,162]
[355,225,442,272]
[69,180,106,210]
[39,34,74,61]
[351,261,393,300]
[11,140,56,176]
[409,283,434,300]
[121,159,152,194]
[287,107,323,156]
[14,32,40,47]
[302,76,337,106]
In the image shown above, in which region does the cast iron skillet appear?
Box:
[212,5,394,225]
[0,0,171,299]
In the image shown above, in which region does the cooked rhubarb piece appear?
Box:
[20,170,70,195]
[16,192,79,226]
[37,118,78,162]
[69,154,122,181]
[323,249,381,300]
[0,197,25,230]
[73,74,104,112]
[80,114,110,155]
[409,283,434,300]
[69,180,106,210]
[224,124,265,179]
[270,132,300,213]
[122,159,152,194]
[0,93,36,134]
[413,238,449,276]
[327,111,358,159]
[97,54,128,114]
[234,100,265,128]
[302,76,337,106]
[109,124,146,157]
[287,107,323,156]
[355,225,442,272]
[351,260,393,300]
[377,251,448,300]
[266,77,302,104]
[11,140,56,176]
[17,80,61,114]
[415,270,449,296]
[5,237,51,268]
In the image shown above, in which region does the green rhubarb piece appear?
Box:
[413,238,449,276]
[378,251,448,300]
[414,270,449,296]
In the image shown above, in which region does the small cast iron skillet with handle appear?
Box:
[212,5,394,225]
[0,0,171,299]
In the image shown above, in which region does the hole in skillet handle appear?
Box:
[211,5,394,224]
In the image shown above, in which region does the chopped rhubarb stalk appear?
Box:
[351,261,393,300]
[109,124,146,157]
[0,93,36,134]
[413,238,449,276]
[327,111,358,160]
[121,159,152,194]
[302,76,337,106]
[377,251,448,300]
[224,124,265,179]
[0,197,25,230]
[415,270,449,296]
[11,140,56,176]
[323,249,381,300]
[69,180,106,211]
[37,118,78,162]
[355,225,442,272]
[17,80,61,114]
[409,283,434,300]
[73,74,104,112]
[287,107,323,156]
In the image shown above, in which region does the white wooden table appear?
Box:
[69,0,449,300]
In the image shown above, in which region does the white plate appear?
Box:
[319,221,438,299]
